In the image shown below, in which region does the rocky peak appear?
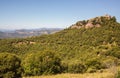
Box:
[69,14,116,29]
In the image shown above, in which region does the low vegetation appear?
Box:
[22,51,62,76]
[23,73,115,78]
[0,53,22,78]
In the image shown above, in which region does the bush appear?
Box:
[67,62,86,73]
[86,67,97,73]
[22,51,62,76]
[0,53,22,78]
[86,58,102,70]
[61,61,86,73]
[116,71,120,78]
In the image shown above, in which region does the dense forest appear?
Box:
[0,15,120,78]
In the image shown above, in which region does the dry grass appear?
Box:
[23,72,115,78]
[23,66,120,78]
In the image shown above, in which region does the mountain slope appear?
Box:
[0,28,62,38]
[0,15,120,74]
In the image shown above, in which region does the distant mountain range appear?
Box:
[0,28,63,38]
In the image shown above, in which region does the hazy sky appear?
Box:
[0,0,120,30]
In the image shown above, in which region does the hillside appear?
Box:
[0,28,62,38]
[0,15,120,77]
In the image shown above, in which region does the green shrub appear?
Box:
[22,51,62,76]
[0,53,22,78]
[86,67,97,73]
[67,62,86,73]
[116,71,120,78]
[86,58,102,70]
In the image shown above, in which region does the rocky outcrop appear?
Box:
[69,14,115,29]
[85,22,94,29]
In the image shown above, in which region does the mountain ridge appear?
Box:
[0,28,63,38]
[69,14,116,29]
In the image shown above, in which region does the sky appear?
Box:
[0,0,120,30]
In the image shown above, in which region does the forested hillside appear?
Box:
[0,15,120,77]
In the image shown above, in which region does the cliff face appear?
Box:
[70,14,116,29]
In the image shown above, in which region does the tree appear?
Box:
[22,50,62,76]
[111,16,116,22]
[0,53,22,78]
